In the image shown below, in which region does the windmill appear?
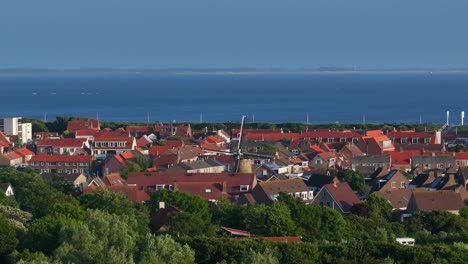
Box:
[231,115,275,173]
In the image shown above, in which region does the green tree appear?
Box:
[338,169,370,195]
[0,214,19,259]
[242,248,279,264]
[365,194,393,221]
[54,210,139,264]
[240,203,300,237]
[138,234,195,264]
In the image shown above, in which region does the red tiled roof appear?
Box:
[261,237,302,243]
[83,185,150,203]
[390,151,421,165]
[30,155,93,163]
[374,189,412,210]
[174,181,230,200]
[324,182,362,213]
[205,135,225,144]
[120,152,135,160]
[102,173,125,186]
[67,119,100,132]
[149,145,173,156]
[15,148,34,156]
[301,130,362,139]
[137,136,152,147]
[127,172,256,195]
[221,227,251,237]
[455,152,468,160]
[244,133,300,142]
[37,138,87,147]
[2,151,22,160]
[310,145,325,153]
[411,190,465,212]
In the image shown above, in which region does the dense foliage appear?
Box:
[0,167,467,263]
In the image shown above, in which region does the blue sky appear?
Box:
[1,0,467,69]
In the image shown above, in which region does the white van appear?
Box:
[396,238,415,246]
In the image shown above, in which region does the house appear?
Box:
[455,152,468,167]
[407,171,439,189]
[36,138,89,155]
[165,159,226,174]
[241,179,312,205]
[41,173,88,189]
[221,227,251,237]
[29,155,93,175]
[387,130,441,145]
[356,130,395,155]
[67,118,100,133]
[305,174,340,195]
[102,173,126,186]
[14,148,34,163]
[389,151,421,171]
[0,183,14,197]
[153,146,203,169]
[300,130,362,144]
[411,155,455,173]
[406,190,465,215]
[311,181,363,214]
[351,155,391,175]
[0,151,23,167]
[0,130,12,153]
[33,132,60,141]
[148,140,184,157]
[374,189,413,211]
[309,152,336,170]
[91,135,136,159]
[371,170,410,192]
[126,172,257,199]
[339,143,365,161]
[153,124,192,138]
[102,151,142,175]
[254,162,292,180]
[456,167,468,189]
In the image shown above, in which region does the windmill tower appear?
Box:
[232,115,274,173]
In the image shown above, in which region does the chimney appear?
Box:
[159,201,165,209]
[222,182,227,193]
[332,177,338,187]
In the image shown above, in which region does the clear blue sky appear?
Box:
[1,0,467,69]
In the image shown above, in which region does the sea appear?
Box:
[0,70,467,124]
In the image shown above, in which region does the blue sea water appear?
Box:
[0,71,467,124]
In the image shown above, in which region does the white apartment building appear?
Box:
[0,117,33,142]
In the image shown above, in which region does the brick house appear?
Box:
[29,155,93,175]
[311,181,363,214]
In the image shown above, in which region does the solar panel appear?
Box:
[429,177,443,189]
[385,170,397,181]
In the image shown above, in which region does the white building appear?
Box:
[0,117,33,142]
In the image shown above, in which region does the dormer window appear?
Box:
[240,185,249,192]
[205,188,212,193]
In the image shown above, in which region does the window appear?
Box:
[412,138,418,144]
[240,185,249,192]
[424,138,431,144]
[340,138,346,142]
[205,188,212,193]
[295,192,300,198]
[301,192,308,200]
[326,202,331,207]
[352,138,358,143]
[424,164,430,170]
[308,191,314,200]
[315,159,323,165]
[391,181,396,188]
[390,137,395,143]
[327,137,333,142]
[437,164,444,169]
[401,182,406,188]
[320,202,324,206]
[401,137,407,144]
[156,184,165,190]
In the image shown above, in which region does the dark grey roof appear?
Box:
[0,183,11,192]
[179,159,224,170]
[41,173,84,183]
[412,156,455,164]
[351,155,391,164]
[305,174,336,189]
